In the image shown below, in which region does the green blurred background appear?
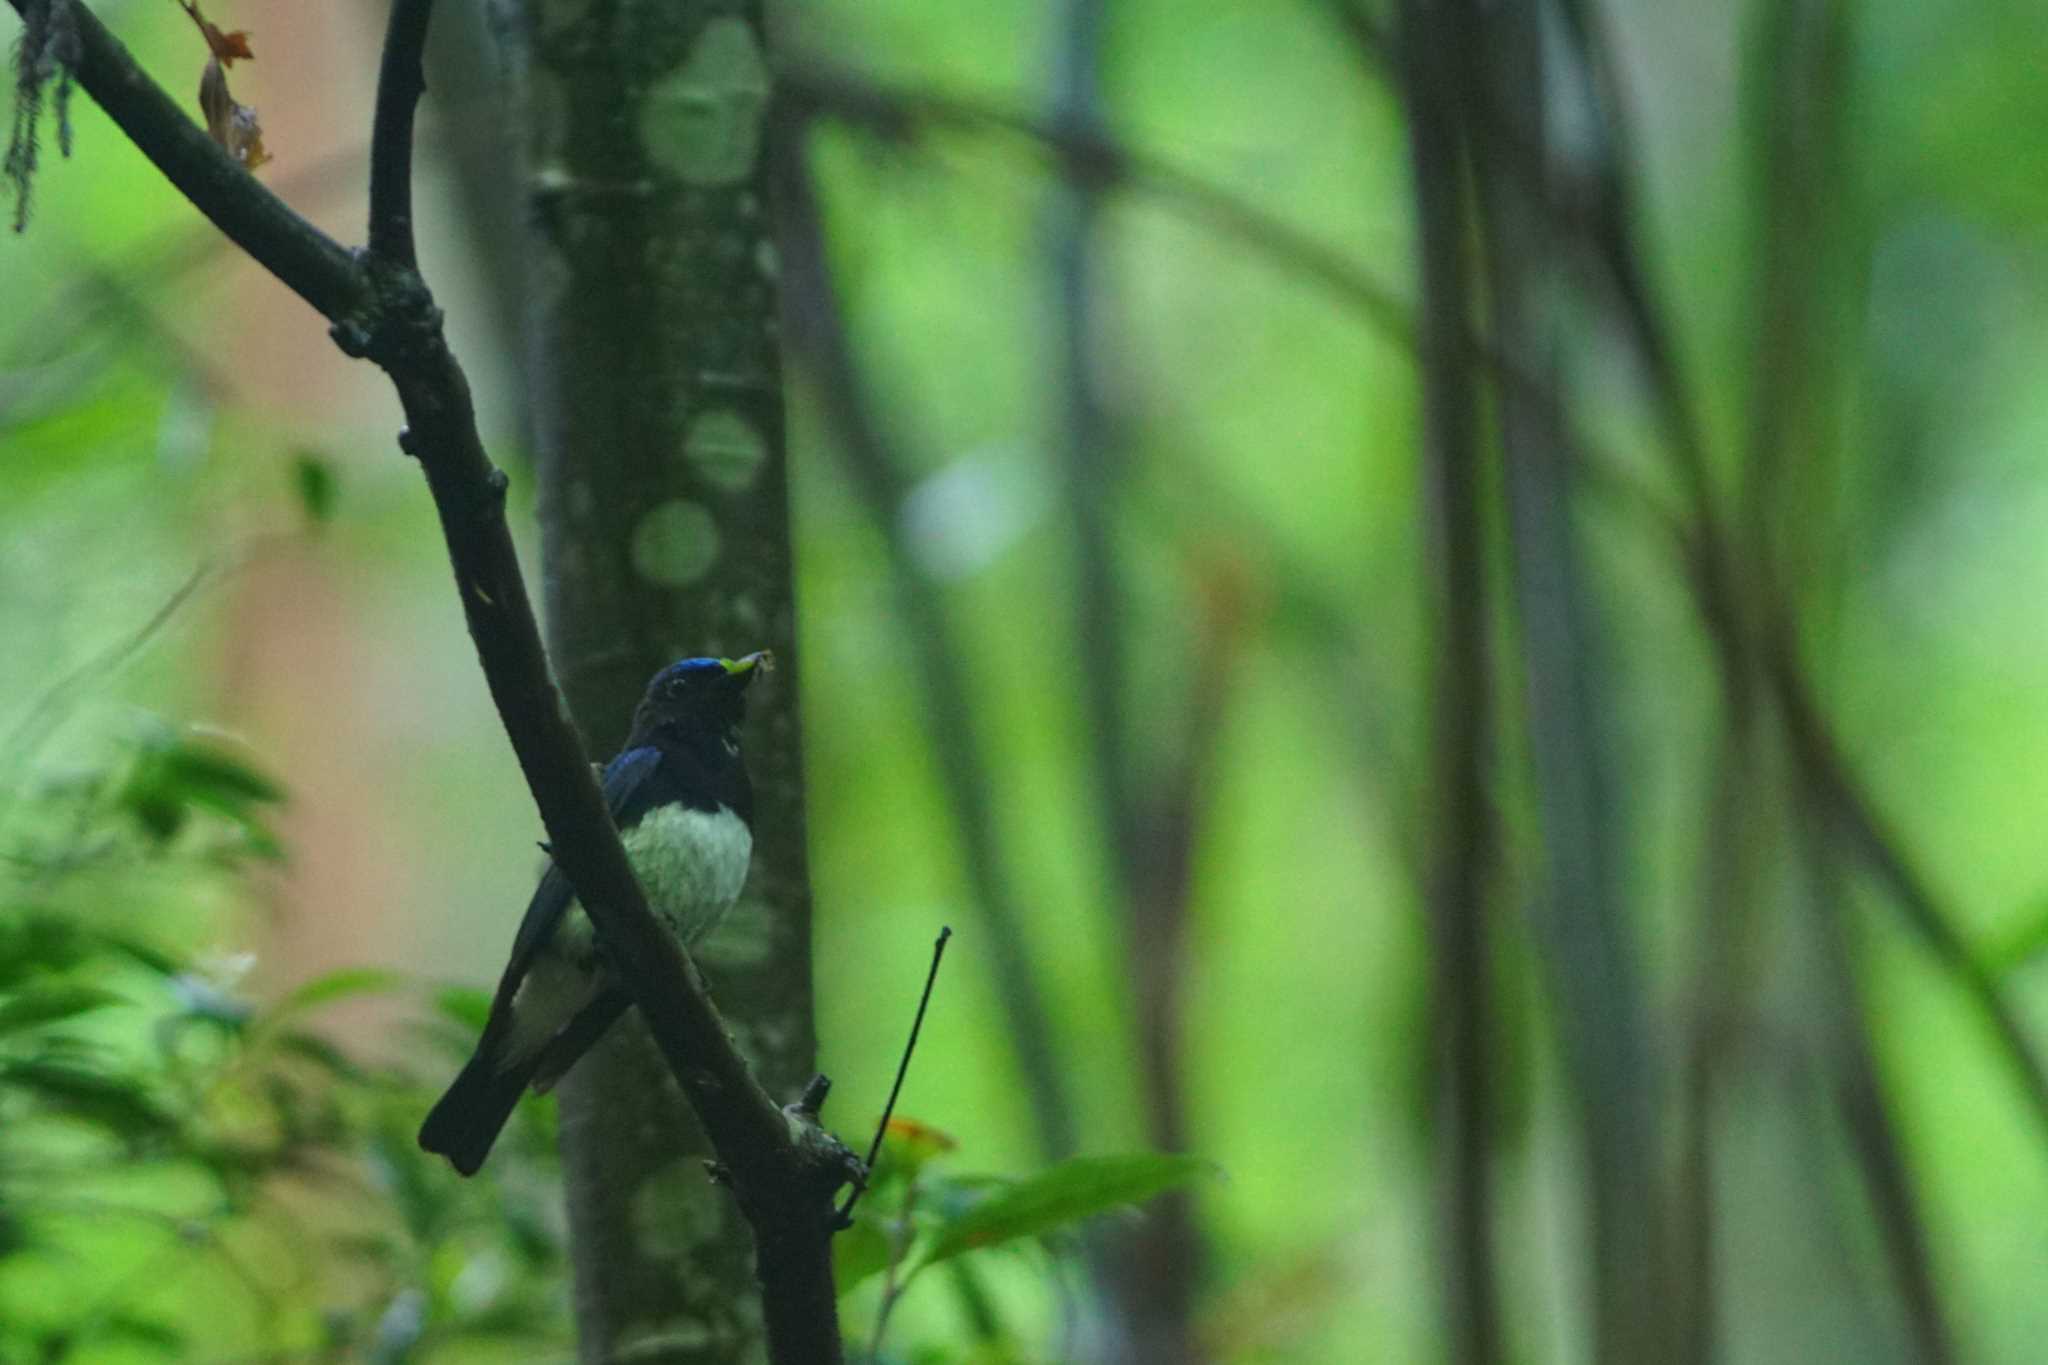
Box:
[5,0,2048,1360]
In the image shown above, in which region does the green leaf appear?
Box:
[97,1314,186,1355]
[0,1058,178,1138]
[157,738,286,811]
[917,1154,1215,1272]
[291,451,340,527]
[101,932,183,978]
[119,732,285,845]
[270,1028,369,1082]
[0,913,91,985]
[271,967,408,1021]
[0,984,125,1037]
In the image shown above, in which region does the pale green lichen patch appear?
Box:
[640,17,770,187]
[684,409,768,491]
[631,499,719,585]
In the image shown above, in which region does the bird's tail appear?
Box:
[418,1044,537,1177]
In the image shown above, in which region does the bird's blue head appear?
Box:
[630,651,772,745]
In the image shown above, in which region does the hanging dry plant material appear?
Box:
[175,0,253,66]
[177,0,266,168]
[197,56,267,169]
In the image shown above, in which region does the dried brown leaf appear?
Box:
[198,58,269,170]
[176,1,255,67]
[205,25,255,65]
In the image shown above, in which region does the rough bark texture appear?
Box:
[494,3,809,1361]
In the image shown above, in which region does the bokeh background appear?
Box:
[5,0,2048,1361]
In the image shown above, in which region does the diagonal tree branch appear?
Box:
[4,3,853,1360]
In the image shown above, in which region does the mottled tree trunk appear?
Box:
[493,3,809,1361]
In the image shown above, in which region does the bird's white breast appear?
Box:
[620,803,752,946]
[500,804,751,1067]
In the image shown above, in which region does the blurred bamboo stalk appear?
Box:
[1461,4,1671,1361]
[1672,3,1853,1357]
[1555,2,1987,1360]
[1394,4,1503,1361]
[1041,0,1212,1359]
[785,7,2048,1356]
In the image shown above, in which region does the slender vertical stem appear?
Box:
[366,0,432,269]
[1397,3,1500,1359]
[1043,2,1206,1357]
[1461,3,1666,1359]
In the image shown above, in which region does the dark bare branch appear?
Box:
[367,0,431,269]
[1396,3,1501,1358]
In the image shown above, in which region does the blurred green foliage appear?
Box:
[0,722,576,1363]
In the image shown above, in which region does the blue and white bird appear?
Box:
[419,653,768,1175]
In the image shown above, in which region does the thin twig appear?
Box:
[838,926,951,1227]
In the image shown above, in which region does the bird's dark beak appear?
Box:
[722,651,773,688]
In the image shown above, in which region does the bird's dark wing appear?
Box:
[491,745,665,1004]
